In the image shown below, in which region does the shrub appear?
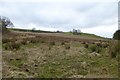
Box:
[61,42,65,45]
[78,69,88,75]
[4,42,20,50]
[82,42,86,44]
[41,41,45,43]
[50,41,55,46]
[84,44,88,48]
[65,45,70,49]
[110,51,116,58]
[34,38,40,43]
[96,48,101,53]
[96,43,109,48]
[12,42,20,50]
[2,38,10,44]
[102,43,109,48]
[89,45,96,52]
[89,44,101,53]
[30,39,36,43]
[4,44,10,50]
[96,43,102,48]
[21,40,27,45]
[48,46,51,50]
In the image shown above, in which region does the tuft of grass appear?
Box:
[10,58,24,68]
[78,69,88,75]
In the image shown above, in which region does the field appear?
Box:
[2,30,119,78]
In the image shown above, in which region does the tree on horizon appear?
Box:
[0,16,14,33]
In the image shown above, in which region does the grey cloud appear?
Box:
[0,2,117,31]
[74,2,117,28]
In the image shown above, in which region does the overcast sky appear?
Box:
[0,0,119,38]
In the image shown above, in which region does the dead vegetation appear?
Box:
[2,31,118,78]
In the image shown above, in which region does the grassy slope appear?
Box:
[64,32,105,40]
[2,31,118,78]
[9,28,106,39]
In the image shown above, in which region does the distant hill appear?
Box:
[64,32,105,40]
[8,28,59,33]
[8,28,105,40]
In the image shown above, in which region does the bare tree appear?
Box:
[0,16,14,32]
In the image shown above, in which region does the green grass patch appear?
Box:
[10,59,24,68]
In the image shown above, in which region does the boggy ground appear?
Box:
[2,31,118,78]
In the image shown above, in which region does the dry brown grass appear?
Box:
[2,31,118,78]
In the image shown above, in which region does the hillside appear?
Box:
[9,28,105,40]
[2,30,118,78]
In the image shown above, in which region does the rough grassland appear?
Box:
[2,31,118,78]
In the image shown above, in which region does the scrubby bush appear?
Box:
[41,41,45,43]
[34,38,40,43]
[65,45,70,49]
[61,42,65,45]
[89,44,101,53]
[10,42,20,50]
[110,52,116,58]
[96,43,102,48]
[50,41,55,46]
[84,44,88,48]
[2,38,17,44]
[48,46,51,50]
[90,45,96,52]
[78,69,88,75]
[4,44,9,50]
[2,38,10,44]
[82,42,86,44]
[96,48,102,53]
[102,43,109,48]
[26,37,39,44]
[96,43,109,48]
[4,42,20,50]
[30,39,36,43]
[21,40,27,45]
